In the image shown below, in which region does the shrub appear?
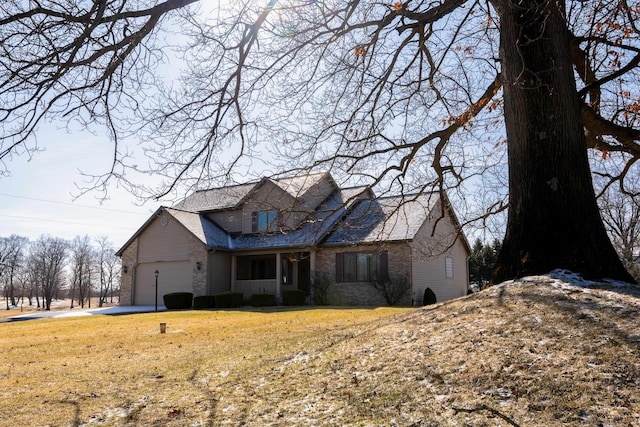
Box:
[163,292,193,310]
[370,272,411,306]
[423,287,437,306]
[282,289,306,306]
[214,292,244,308]
[193,295,216,309]
[311,272,333,305]
[250,293,276,307]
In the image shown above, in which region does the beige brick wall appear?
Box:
[189,235,208,296]
[315,243,413,306]
[119,239,138,305]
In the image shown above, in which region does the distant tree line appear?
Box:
[0,234,120,310]
[469,238,502,290]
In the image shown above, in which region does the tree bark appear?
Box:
[492,0,634,283]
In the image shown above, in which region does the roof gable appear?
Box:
[172,182,255,212]
[164,208,230,249]
[171,172,334,213]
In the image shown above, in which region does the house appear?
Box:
[116,172,470,306]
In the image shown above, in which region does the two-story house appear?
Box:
[116,172,470,306]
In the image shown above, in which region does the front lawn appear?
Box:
[0,306,408,426]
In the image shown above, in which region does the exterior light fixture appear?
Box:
[196,261,202,270]
[123,265,128,274]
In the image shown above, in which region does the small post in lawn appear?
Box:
[154,269,159,312]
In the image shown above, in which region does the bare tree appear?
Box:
[1,1,639,282]
[95,236,119,306]
[28,236,68,311]
[69,235,95,309]
[600,189,640,281]
[0,235,28,308]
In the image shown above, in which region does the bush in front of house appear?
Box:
[423,287,437,306]
[311,272,333,305]
[163,292,193,310]
[369,272,411,306]
[282,289,306,306]
[214,292,244,308]
[193,295,216,309]
[250,293,276,307]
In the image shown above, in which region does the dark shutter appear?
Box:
[335,252,343,283]
[380,251,389,281]
[276,211,284,229]
[251,211,258,232]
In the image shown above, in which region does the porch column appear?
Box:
[230,255,236,292]
[276,252,282,300]
[310,250,316,303]
[310,250,317,277]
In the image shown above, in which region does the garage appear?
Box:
[134,261,193,306]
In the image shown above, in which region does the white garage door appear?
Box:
[134,261,193,306]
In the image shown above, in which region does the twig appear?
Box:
[452,405,521,427]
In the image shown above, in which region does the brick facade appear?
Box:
[189,235,208,296]
[315,242,413,306]
[119,239,138,305]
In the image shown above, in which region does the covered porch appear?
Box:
[231,251,314,301]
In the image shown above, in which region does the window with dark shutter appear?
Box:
[335,251,388,283]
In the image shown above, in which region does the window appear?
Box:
[445,256,454,279]
[236,255,276,280]
[336,251,388,283]
[252,210,279,232]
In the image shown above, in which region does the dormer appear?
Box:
[172,172,339,236]
[240,172,337,234]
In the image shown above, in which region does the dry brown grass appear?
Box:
[1,276,639,426]
[0,306,407,426]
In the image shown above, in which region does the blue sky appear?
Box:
[0,125,161,248]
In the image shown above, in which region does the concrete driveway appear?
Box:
[5,305,167,322]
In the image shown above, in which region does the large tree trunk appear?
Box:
[492,0,634,283]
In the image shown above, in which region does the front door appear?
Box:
[297,256,310,296]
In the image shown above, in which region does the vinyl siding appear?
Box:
[410,202,469,304]
[138,212,190,263]
[242,181,296,233]
[295,177,335,214]
[206,211,243,233]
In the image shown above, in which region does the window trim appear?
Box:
[445,256,454,279]
[252,209,279,233]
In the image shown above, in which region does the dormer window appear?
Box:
[253,209,279,232]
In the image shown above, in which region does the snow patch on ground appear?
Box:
[497,269,640,300]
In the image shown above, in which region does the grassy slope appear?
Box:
[1,277,639,426]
